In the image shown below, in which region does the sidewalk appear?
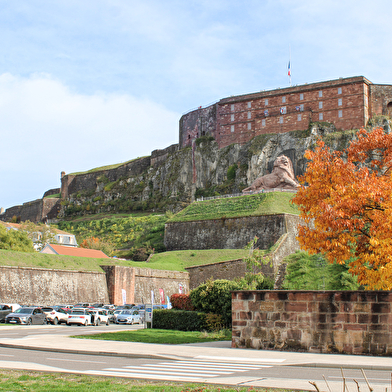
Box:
[1,330,392,371]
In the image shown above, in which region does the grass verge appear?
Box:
[0,248,248,273]
[74,328,232,344]
[0,370,287,391]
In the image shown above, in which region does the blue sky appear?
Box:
[1,0,392,210]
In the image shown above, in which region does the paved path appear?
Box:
[1,325,392,390]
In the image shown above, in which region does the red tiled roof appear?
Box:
[42,244,109,258]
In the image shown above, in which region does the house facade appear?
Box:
[180,76,392,149]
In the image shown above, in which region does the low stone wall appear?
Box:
[231,290,392,355]
[101,265,189,305]
[0,265,109,305]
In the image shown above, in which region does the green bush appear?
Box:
[227,165,237,181]
[190,279,242,328]
[152,309,207,331]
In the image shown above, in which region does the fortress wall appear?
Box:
[164,214,295,251]
[370,85,392,116]
[101,265,189,306]
[232,290,392,355]
[61,156,151,198]
[151,144,179,168]
[0,265,109,305]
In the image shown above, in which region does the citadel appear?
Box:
[2,75,392,223]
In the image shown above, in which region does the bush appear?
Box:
[190,279,242,328]
[170,294,194,310]
[152,309,207,331]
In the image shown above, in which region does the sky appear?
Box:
[1,0,392,210]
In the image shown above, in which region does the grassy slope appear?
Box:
[0,248,247,272]
[169,191,298,223]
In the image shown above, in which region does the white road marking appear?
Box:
[195,355,286,363]
[46,357,106,364]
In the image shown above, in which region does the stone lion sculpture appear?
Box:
[242,155,299,192]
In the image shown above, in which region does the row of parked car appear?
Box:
[0,303,148,326]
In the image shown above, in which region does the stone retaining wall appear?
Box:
[232,290,392,355]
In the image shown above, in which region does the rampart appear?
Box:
[0,197,60,223]
[0,265,109,305]
[61,156,151,199]
[164,214,302,251]
[151,144,179,168]
[232,290,392,355]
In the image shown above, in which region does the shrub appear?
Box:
[227,164,237,181]
[152,309,207,331]
[170,294,194,310]
[190,279,242,328]
[205,313,224,332]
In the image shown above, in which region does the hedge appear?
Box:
[152,309,207,331]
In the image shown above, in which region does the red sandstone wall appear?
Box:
[232,290,392,355]
[179,76,376,149]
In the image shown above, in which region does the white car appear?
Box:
[115,309,142,325]
[45,308,70,325]
[67,308,92,326]
[88,309,110,326]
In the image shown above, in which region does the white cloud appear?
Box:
[0,73,179,208]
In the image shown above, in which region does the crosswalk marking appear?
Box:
[94,359,272,381]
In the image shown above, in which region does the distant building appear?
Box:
[179,76,392,149]
[41,244,109,258]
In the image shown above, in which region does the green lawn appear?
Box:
[0,370,284,391]
[74,328,231,344]
[169,191,299,223]
[0,248,248,273]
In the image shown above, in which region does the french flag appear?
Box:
[288,61,291,77]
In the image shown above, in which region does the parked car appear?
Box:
[45,307,70,325]
[67,308,92,326]
[87,309,110,325]
[111,309,123,323]
[115,309,142,325]
[0,304,21,323]
[5,307,47,325]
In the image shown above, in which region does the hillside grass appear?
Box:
[169,191,299,222]
[0,248,247,272]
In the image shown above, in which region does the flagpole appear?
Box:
[288,45,292,87]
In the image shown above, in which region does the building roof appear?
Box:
[41,244,109,258]
[0,221,73,236]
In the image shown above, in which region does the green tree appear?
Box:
[0,225,34,252]
[19,221,57,251]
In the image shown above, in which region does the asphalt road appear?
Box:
[0,324,391,390]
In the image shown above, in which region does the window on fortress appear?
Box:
[247,122,251,130]
[297,114,302,121]
[265,99,268,106]
[231,104,235,111]
[247,102,251,108]
[231,114,234,121]
[300,104,304,111]
[319,113,323,121]
[300,93,304,100]
[319,101,323,109]
[247,111,251,119]
[262,119,266,127]
[279,116,283,124]
[319,91,323,97]
[282,96,286,103]
[338,87,342,94]
[339,110,343,118]
[231,125,235,133]
[338,98,342,106]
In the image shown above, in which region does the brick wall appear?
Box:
[232,290,392,355]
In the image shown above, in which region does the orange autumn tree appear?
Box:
[292,127,392,290]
